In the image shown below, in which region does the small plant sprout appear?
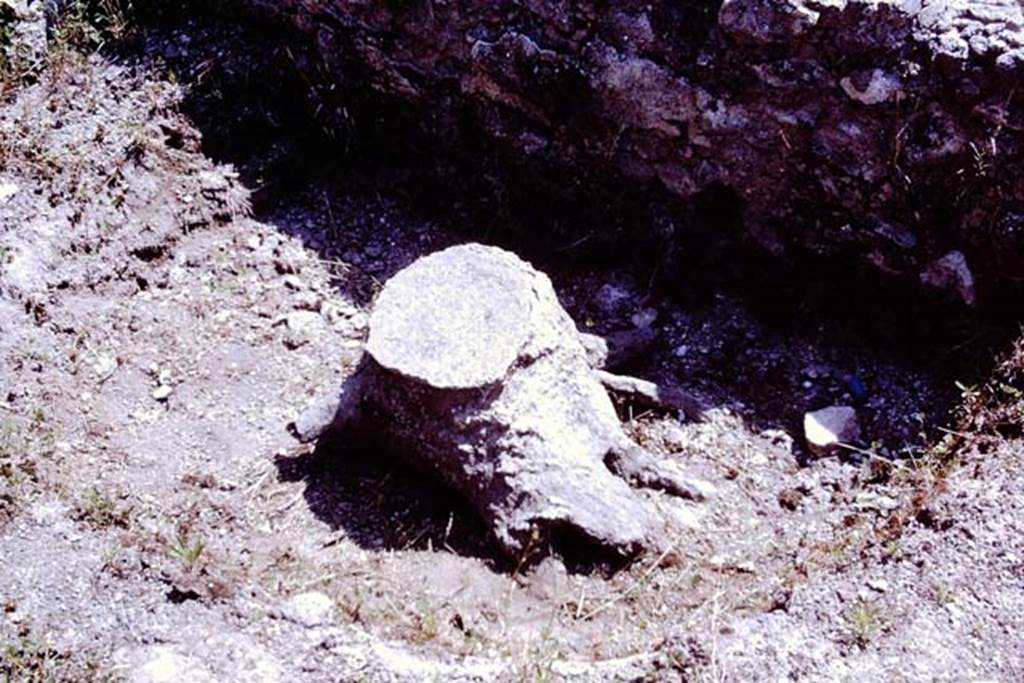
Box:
[1,638,63,682]
[413,599,440,641]
[934,584,956,606]
[846,598,882,647]
[168,534,206,567]
[517,628,564,683]
[78,488,130,530]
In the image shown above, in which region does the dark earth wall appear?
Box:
[198,0,1024,306]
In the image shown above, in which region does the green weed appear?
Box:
[1,637,118,682]
[845,598,881,647]
[933,584,956,606]
[76,488,131,530]
[515,628,564,683]
[167,533,205,566]
[412,598,439,641]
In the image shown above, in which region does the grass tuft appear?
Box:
[76,488,131,530]
[167,533,205,567]
[845,598,881,647]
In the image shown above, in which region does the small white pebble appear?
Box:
[0,182,19,204]
[631,308,658,328]
[804,405,860,456]
[867,578,889,593]
[282,591,335,628]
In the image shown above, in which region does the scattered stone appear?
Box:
[524,557,570,601]
[151,385,173,402]
[282,591,335,628]
[91,353,118,380]
[777,488,804,511]
[760,428,794,451]
[290,291,322,312]
[0,181,19,204]
[867,578,889,593]
[734,561,757,574]
[273,254,302,275]
[0,238,52,296]
[593,282,633,316]
[320,299,359,322]
[281,275,305,291]
[854,491,899,513]
[663,503,701,530]
[198,169,230,192]
[803,406,860,456]
[920,249,976,305]
[708,556,756,574]
[285,311,322,333]
[630,307,658,328]
[332,314,369,338]
[595,369,707,422]
[839,69,903,105]
[653,420,689,451]
[129,646,216,683]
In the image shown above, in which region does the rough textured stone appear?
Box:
[579,331,610,369]
[290,374,366,442]
[921,250,976,306]
[0,181,18,204]
[366,246,535,389]
[128,646,217,683]
[282,591,335,628]
[804,406,860,456]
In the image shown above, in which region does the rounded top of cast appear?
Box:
[366,243,537,389]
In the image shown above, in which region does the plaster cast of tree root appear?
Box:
[292,243,711,558]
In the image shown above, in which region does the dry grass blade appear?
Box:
[579,546,674,621]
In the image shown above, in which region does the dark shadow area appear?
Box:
[122,12,1018,364]
[117,12,1015,332]
[273,433,508,568]
[273,433,641,576]
[165,586,202,604]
